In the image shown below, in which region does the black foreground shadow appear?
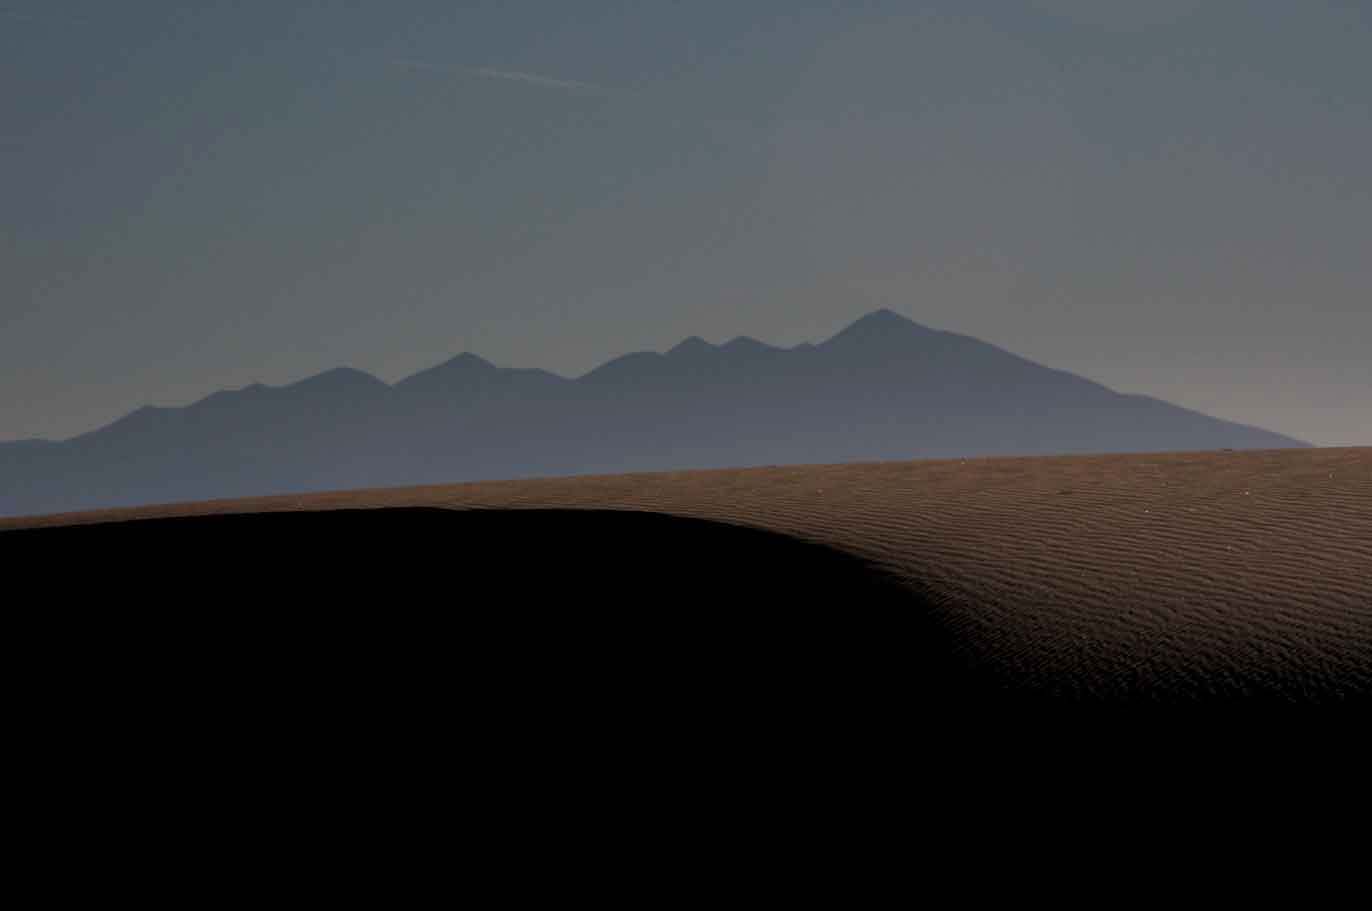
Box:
[9,507,1366,710]
[8,508,990,724]
[7,505,1361,845]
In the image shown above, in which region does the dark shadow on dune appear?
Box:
[11,507,1032,864]
[10,508,1015,738]
[9,503,1344,882]
[13,508,1359,716]
[9,504,1348,838]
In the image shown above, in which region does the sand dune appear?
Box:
[5,447,1369,702]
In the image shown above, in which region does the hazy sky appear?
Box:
[3,1,1369,445]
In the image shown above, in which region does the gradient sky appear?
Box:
[3,1,1369,446]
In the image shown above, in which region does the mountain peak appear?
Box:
[851,308,918,330]
[667,336,715,357]
[292,366,388,391]
[396,352,498,390]
[823,308,936,347]
[437,352,496,371]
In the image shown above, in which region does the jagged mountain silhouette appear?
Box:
[0,309,1306,517]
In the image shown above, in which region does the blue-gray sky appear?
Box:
[3,1,1369,445]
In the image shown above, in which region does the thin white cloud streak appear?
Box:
[473,66,608,94]
[391,58,615,95]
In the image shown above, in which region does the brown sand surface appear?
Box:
[5,446,1369,701]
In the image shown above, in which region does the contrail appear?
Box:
[391,58,614,95]
[472,66,608,94]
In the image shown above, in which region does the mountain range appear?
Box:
[0,309,1306,518]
